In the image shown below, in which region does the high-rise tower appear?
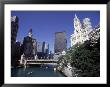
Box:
[11,16,19,46]
[54,31,67,54]
[11,16,19,67]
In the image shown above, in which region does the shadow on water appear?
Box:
[11,64,65,77]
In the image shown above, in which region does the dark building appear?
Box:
[11,16,19,46]
[22,29,37,59]
[23,35,33,58]
[11,16,19,67]
[11,42,21,67]
[54,31,67,54]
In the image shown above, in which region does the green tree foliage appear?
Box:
[57,38,100,77]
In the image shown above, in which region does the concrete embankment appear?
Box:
[62,67,73,77]
[57,66,73,77]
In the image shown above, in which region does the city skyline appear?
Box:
[11,11,100,53]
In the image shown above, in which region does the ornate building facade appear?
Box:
[89,23,100,44]
[70,14,93,47]
[22,29,37,59]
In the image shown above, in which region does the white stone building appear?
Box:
[70,14,93,47]
[89,23,100,44]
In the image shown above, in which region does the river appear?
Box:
[11,64,65,77]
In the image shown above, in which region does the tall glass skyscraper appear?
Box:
[54,31,67,54]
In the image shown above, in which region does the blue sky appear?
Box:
[11,11,100,53]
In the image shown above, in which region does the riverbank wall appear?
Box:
[62,67,73,77]
[57,66,73,77]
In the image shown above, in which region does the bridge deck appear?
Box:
[20,63,57,65]
[19,59,58,65]
[19,59,58,61]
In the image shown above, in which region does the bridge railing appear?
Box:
[18,59,58,65]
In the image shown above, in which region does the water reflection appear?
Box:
[11,64,65,77]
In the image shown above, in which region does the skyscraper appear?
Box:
[54,32,67,54]
[22,28,36,59]
[11,16,19,46]
[37,41,49,59]
[11,16,19,67]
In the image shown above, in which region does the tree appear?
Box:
[57,38,100,77]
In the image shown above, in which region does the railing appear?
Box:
[19,59,58,65]
[26,59,58,61]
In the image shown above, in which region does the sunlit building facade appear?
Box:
[70,14,93,47]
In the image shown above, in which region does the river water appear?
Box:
[11,64,65,77]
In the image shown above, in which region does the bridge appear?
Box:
[19,59,58,65]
